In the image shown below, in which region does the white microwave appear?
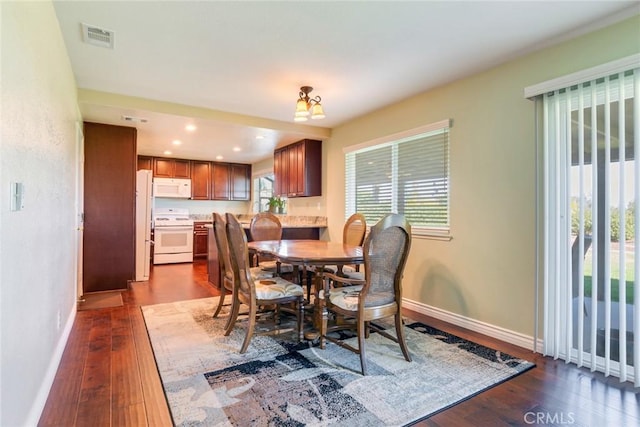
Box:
[153,178,192,199]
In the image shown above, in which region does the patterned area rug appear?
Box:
[141,297,534,426]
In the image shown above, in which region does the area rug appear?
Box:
[141,297,534,426]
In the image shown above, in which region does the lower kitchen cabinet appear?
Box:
[193,222,208,258]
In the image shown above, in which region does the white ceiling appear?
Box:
[53,1,639,163]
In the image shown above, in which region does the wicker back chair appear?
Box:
[211,213,274,326]
[224,213,304,353]
[249,212,294,275]
[319,213,412,375]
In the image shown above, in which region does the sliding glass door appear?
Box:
[541,68,639,385]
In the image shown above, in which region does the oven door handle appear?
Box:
[154,226,194,232]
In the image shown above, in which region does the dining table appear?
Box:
[247,239,364,339]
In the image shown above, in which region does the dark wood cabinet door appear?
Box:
[193,222,208,257]
[211,162,230,200]
[173,159,191,178]
[231,163,251,200]
[153,157,174,177]
[301,139,322,197]
[83,122,136,293]
[153,157,191,178]
[273,148,286,197]
[137,156,152,171]
[191,161,211,200]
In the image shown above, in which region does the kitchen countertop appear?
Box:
[194,214,327,229]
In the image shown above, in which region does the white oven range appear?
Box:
[153,208,194,264]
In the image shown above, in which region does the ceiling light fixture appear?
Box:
[294,86,325,122]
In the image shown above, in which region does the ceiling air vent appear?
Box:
[81,23,114,49]
[121,115,148,124]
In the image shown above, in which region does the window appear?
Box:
[253,173,274,212]
[345,119,450,238]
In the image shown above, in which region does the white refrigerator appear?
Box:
[135,169,153,281]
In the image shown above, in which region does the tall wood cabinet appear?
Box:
[274,139,322,197]
[83,122,137,293]
[190,160,211,200]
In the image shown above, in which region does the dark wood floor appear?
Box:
[39,260,639,426]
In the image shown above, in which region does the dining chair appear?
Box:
[324,213,367,279]
[224,213,304,353]
[249,212,294,275]
[319,213,412,375]
[211,213,274,327]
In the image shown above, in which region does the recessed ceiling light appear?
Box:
[185,124,197,132]
[216,155,223,160]
[164,150,172,155]
[255,135,264,140]
[172,140,182,146]
[233,147,241,152]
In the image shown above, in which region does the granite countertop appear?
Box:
[193,214,327,229]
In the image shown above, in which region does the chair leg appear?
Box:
[224,297,240,336]
[240,305,257,354]
[212,287,226,318]
[297,298,304,342]
[357,316,368,375]
[395,313,411,362]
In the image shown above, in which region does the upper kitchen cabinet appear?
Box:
[274,139,322,197]
[211,162,251,201]
[83,122,136,293]
[153,157,191,178]
[191,160,211,200]
[137,155,153,171]
[231,163,251,200]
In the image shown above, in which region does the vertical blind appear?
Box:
[542,68,639,386]
[345,120,450,234]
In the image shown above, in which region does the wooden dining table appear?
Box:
[247,239,364,339]
[247,239,364,268]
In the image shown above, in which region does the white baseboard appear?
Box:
[25,305,77,426]
[403,298,538,352]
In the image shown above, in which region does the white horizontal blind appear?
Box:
[542,67,639,386]
[345,122,449,235]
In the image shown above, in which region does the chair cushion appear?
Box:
[318,285,364,311]
[259,260,295,274]
[255,276,303,300]
[249,267,273,280]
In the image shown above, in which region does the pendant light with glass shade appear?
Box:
[294,86,325,122]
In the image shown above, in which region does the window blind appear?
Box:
[345,122,450,236]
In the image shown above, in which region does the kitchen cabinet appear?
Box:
[190,160,211,200]
[231,163,251,200]
[211,162,230,200]
[153,157,191,178]
[193,221,209,258]
[137,156,152,171]
[83,122,136,293]
[274,139,322,197]
[211,162,252,201]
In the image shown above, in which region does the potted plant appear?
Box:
[267,196,285,214]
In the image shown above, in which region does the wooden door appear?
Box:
[191,161,211,200]
[83,122,136,293]
[153,157,174,177]
[211,162,230,200]
[273,148,286,197]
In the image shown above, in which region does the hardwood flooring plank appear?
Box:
[130,306,174,426]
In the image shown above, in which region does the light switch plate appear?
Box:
[10,182,24,211]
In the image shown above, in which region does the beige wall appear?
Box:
[1,1,81,425]
[325,15,640,337]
